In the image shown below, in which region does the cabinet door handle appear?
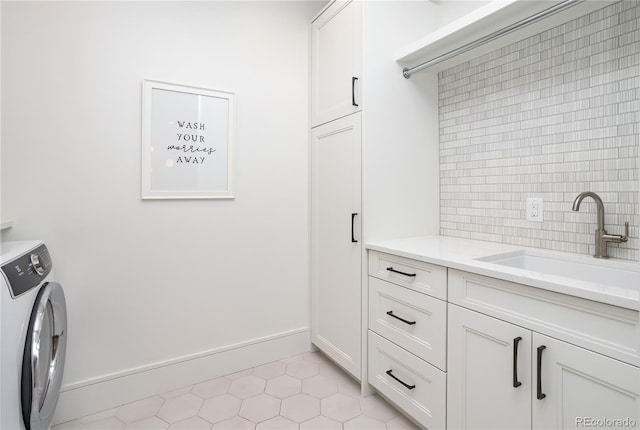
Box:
[351,213,358,243]
[513,336,522,388]
[386,311,416,326]
[537,345,546,400]
[386,267,416,277]
[352,77,359,107]
[386,370,415,390]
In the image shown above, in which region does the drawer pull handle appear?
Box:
[513,336,522,388]
[386,370,415,390]
[386,311,416,326]
[351,213,358,243]
[352,77,359,107]
[386,267,416,277]
[537,345,546,400]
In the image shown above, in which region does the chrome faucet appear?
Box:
[572,191,629,259]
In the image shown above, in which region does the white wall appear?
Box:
[361,1,441,243]
[1,0,323,420]
[359,0,494,243]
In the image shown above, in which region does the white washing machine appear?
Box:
[1,241,67,430]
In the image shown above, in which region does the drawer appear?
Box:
[368,331,446,430]
[368,251,447,300]
[369,277,446,370]
[448,269,640,366]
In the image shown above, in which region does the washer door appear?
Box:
[21,282,67,430]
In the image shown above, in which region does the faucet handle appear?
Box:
[624,221,629,239]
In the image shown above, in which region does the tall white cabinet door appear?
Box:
[311,0,362,127]
[533,333,640,430]
[311,113,362,379]
[448,304,532,430]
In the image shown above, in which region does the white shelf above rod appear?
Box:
[402,0,584,79]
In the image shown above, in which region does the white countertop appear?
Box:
[366,235,640,311]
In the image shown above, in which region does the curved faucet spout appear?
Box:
[572,191,605,231]
[572,191,628,259]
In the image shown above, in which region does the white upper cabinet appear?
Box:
[311,0,362,127]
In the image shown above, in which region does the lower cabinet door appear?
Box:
[311,114,362,379]
[447,304,532,430]
[533,333,640,430]
[368,330,446,429]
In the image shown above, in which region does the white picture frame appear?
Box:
[141,80,236,199]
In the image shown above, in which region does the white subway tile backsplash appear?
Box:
[439,1,639,261]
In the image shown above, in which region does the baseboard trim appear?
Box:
[54,327,311,424]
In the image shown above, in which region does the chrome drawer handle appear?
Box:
[386,311,416,326]
[386,370,415,390]
[386,267,416,277]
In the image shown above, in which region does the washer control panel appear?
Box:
[1,244,52,298]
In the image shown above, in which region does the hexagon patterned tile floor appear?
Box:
[52,352,421,429]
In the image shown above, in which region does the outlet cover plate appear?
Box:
[527,198,543,222]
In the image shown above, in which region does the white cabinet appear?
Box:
[368,251,447,301]
[310,0,361,127]
[447,303,531,430]
[448,277,640,430]
[533,333,640,430]
[364,246,640,430]
[311,113,361,378]
[310,1,441,383]
[369,277,447,370]
[367,251,447,428]
[448,269,640,367]
[310,0,363,380]
[368,331,446,429]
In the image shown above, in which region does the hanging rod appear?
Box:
[402,0,584,79]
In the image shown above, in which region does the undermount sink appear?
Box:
[476,249,640,290]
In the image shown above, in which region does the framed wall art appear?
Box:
[141,80,236,199]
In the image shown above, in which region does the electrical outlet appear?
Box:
[526,198,543,222]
